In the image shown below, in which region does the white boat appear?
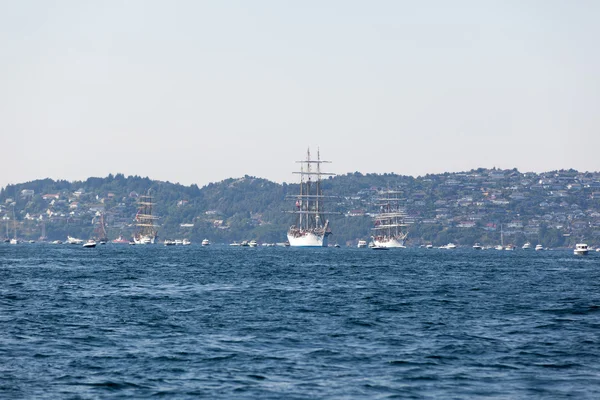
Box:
[473,243,482,250]
[371,190,409,249]
[164,239,175,246]
[201,239,210,246]
[357,240,367,248]
[51,240,63,245]
[183,239,191,246]
[67,236,84,245]
[174,239,183,246]
[10,238,18,245]
[426,244,433,249]
[495,245,504,251]
[505,245,516,251]
[286,148,335,247]
[445,243,457,249]
[83,240,97,248]
[133,190,158,244]
[372,245,389,251]
[596,248,600,252]
[574,243,589,256]
[248,240,258,247]
[535,244,544,251]
[522,242,532,249]
[112,235,129,244]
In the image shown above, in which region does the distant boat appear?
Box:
[444,243,457,249]
[522,242,532,250]
[67,236,84,245]
[372,245,389,250]
[286,148,334,247]
[174,239,183,246]
[357,240,367,248]
[51,240,63,245]
[248,240,258,247]
[201,239,210,246]
[83,240,97,248]
[535,244,544,251]
[505,245,516,251]
[473,243,482,250]
[574,243,589,256]
[112,236,129,244]
[495,245,504,251]
[183,238,191,246]
[426,244,433,249]
[240,240,249,247]
[164,239,175,246]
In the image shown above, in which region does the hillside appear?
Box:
[2,168,600,247]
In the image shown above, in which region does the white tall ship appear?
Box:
[371,190,409,248]
[286,148,335,247]
[133,190,158,245]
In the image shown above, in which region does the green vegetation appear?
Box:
[1,168,599,248]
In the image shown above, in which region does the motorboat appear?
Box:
[67,236,84,245]
[505,245,516,251]
[426,244,433,249]
[201,239,210,246]
[83,240,96,248]
[112,236,129,244]
[357,240,367,248]
[495,245,504,251]
[473,243,482,250]
[535,244,544,251]
[574,243,589,256]
[183,239,191,246]
[248,240,258,247]
[164,239,175,246]
[522,242,532,250]
[444,243,457,249]
[372,245,389,250]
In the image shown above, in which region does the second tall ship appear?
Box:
[371,190,410,248]
[286,148,335,247]
[133,190,158,244]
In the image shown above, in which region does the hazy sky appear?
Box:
[1,1,598,190]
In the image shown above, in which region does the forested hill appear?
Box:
[2,168,600,247]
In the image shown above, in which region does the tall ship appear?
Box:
[133,190,158,244]
[286,148,335,247]
[371,190,410,248]
[93,213,108,244]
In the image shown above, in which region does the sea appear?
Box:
[1,244,600,399]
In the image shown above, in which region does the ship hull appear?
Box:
[372,237,406,248]
[287,232,328,247]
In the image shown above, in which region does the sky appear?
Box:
[1,0,599,190]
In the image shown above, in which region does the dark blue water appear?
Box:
[1,245,600,399]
